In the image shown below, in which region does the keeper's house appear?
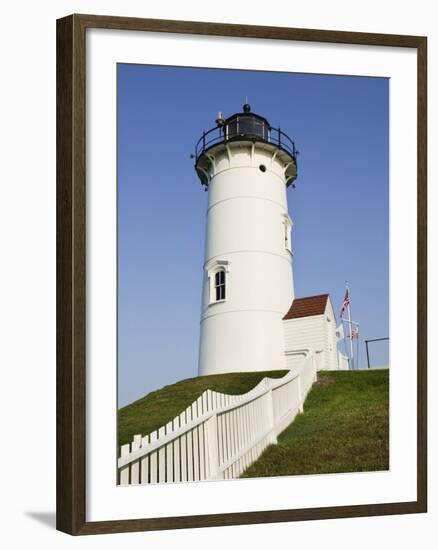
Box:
[283,294,339,372]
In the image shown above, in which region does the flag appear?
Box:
[340,288,350,318]
[335,324,344,342]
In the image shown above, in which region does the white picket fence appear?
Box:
[118,348,319,485]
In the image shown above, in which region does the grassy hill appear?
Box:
[118,370,287,447]
[118,369,389,477]
[242,369,389,477]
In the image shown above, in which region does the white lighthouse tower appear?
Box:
[195,104,298,376]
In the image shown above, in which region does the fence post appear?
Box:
[130,434,142,485]
[204,413,220,480]
[297,376,304,413]
[119,444,131,486]
[266,388,278,444]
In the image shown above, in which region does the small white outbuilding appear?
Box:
[283,294,339,371]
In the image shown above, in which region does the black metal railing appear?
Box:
[195,115,298,162]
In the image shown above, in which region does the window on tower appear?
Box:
[214,270,226,301]
[283,215,292,254]
[205,259,229,305]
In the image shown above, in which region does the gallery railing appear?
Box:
[195,116,298,164]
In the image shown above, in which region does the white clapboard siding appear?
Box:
[284,316,325,358]
[118,349,317,485]
[284,299,338,371]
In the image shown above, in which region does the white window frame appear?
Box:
[205,259,230,305]
[282,214,293,254]
[213,269,226,301]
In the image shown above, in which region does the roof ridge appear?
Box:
[293,293,329,300]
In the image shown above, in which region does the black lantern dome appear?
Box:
[194,104,298,187]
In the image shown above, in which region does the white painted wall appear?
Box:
[338,352,350,370]
[324,298,338,370]
[284,315,325,363]
[283,298,339,370]
[198,142,295,375]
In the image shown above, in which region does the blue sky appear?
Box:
[117,64,389,407]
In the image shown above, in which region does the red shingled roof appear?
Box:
[283,294,329,320]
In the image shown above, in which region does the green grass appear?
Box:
[241,369,389,478]
[118,370,288,447]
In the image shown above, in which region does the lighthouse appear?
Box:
[194,104,298,376]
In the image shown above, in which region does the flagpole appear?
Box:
[342,319,349,360]
[356,332,360,370]
[346,281,354,369]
